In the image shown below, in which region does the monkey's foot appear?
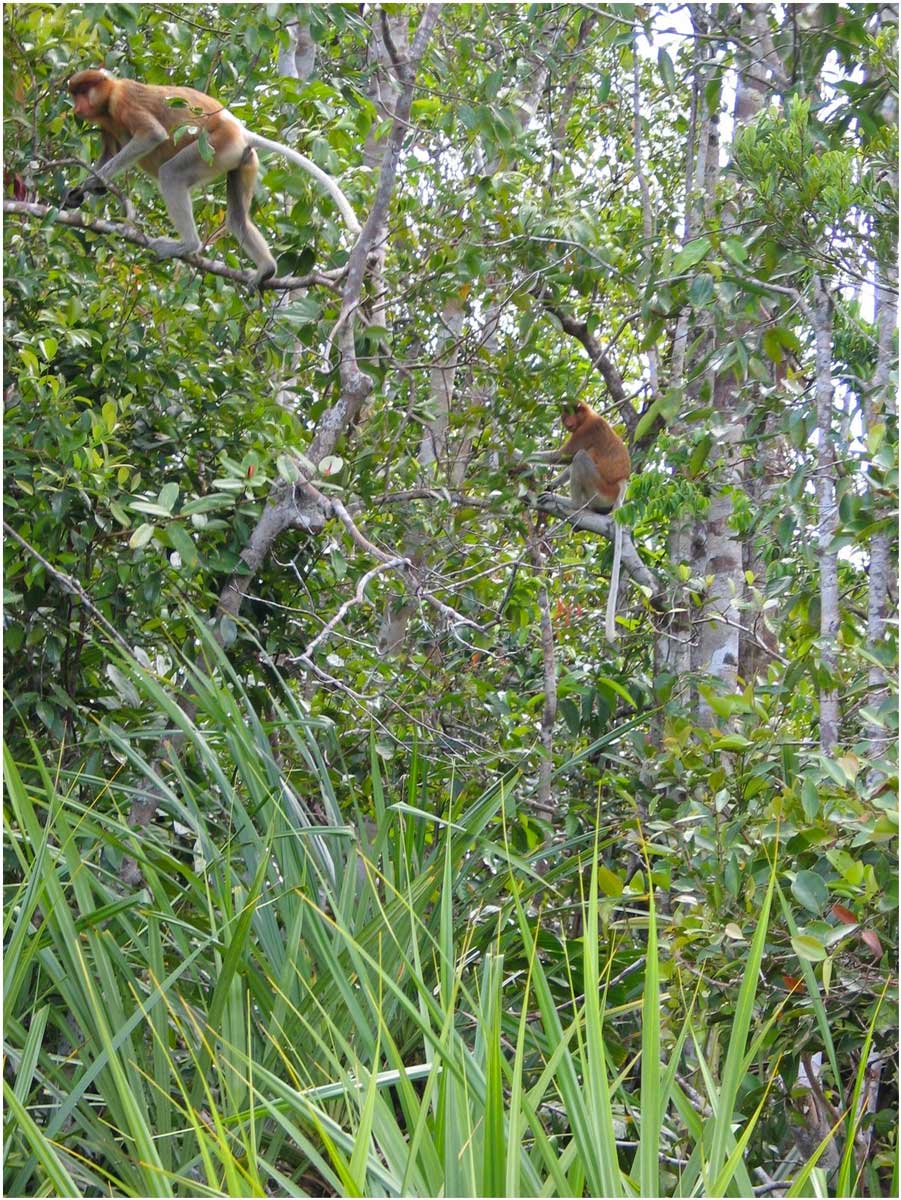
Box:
[149,237,200,260]
[253,262,277,289]
[61,187,86,209]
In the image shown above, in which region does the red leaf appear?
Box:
[782,974,805,994]
[860,930,884,959]
[832,903,856,925]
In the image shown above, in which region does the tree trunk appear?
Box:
[811,275,840,753]
[863,256,897,757]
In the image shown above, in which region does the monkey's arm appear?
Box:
[528,447,572,491]
[93,126,167,181]
[546,465,571,491]
[63,127,167,209]
[62,132,122,207]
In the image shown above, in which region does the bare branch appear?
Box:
[541,299,635,438]
[296,557,408,660]
[297,476,484,634]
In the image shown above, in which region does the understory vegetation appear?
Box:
[4,3,897,1197]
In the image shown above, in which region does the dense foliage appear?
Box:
[4,4,897,1196]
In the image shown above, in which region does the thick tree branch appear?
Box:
[2,200,345,292]
[536,493,659,596]
[541,299,637,439]
[216,485,328,625]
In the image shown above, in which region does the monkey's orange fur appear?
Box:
[66,69,277,283]
[68,70,248,176]
[556,401,631,512]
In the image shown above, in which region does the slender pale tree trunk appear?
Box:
[631,43,659,400]
[863,257,897,756]
[363,10,408,333]
[692,4,766,726]
[418,297,466,474]
[695,375,743,726]
[654,16,709,713]
[277,18,316,80]
[811,275,840,753]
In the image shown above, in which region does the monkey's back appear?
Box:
[107,80,244,176]
[566,412,631,478]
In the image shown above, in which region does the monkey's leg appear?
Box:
[150,144,221,260]
[226,149,277,286]
[570,450,615,513]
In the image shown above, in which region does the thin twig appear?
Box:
[4,521,135,657]
[295,557,407,660]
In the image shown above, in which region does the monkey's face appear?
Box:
[68,71,110,121]
[562,404,586,433]
[72,90,98,120]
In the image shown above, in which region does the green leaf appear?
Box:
[130,501,176,517]
[688,273,715,306]
[634,387,681,441]
[792,869,829,914]
[597,864,624,897]
[688,434,713,476]
[158,482,179,513]
[596,676,636,708]
[658,47,676,93]
[673,237,712,273]
[276,455,302,482]
[129,523,156,549]
[197,130,215,164]
[801,777,820,819]
[722,237,748,264]
[761,329,784,363]
[167,523,198,568]
[791,933,827,962]
[181,494,237,515]
[712,734,753,751]
[319,455,344,478]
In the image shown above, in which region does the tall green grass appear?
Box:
[4,639,864,1196]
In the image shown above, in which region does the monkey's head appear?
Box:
[561,402,592,433]
[68,69,113,121]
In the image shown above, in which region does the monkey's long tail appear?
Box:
[245,133,362,236]
[605,519,623,642]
